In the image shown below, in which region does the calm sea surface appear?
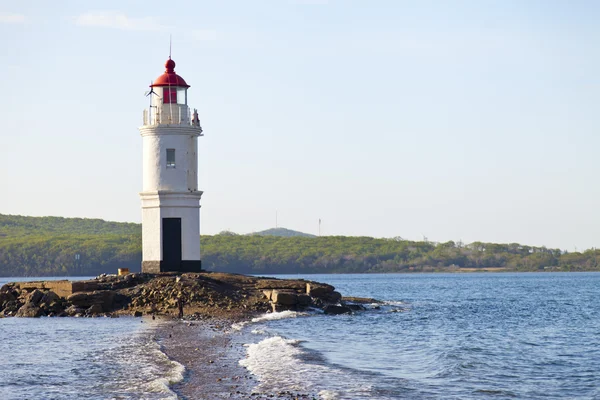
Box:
[240,273,600,399]
[1,273,599,399]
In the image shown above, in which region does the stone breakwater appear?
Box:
[0,272,378,318]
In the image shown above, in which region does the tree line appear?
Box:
[1,214,599,277]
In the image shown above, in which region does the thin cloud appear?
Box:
[74,11,167,31]
[0,12,26,24]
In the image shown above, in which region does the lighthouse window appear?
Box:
[166,149,176,168]
[177,88,187,105]
[163,88,177,104]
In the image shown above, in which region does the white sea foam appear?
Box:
[231,321,248,331]
[382,300,406,306]
[251,310,307,323]
[239,336,307,392]
[318,389,341,399]
[77,319,186,399]
[251,328,267,335]
[144,343,185,397]
[238,335,373,398]
[231,310,307,331]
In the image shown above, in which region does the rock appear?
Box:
[2,300,21,314]
[40,291,60,306]
[306,282,335,298]
[27,289,45,306]
[256,280,307,291]
[0,291,15,306]
[15,303,44,318]
[297,294,311,306]
[65,305,84,316]
[342,296,381,304]
[262,290,273,300]
[271,290,298,305]
[345,304,365,311]
[87,304,104,315]
[271,302,295,313]
[133,311,143,317]
[323,305,352,315]
[325,291,342,304]
[67,290,116,312]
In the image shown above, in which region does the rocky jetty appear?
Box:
[0,272,377,318]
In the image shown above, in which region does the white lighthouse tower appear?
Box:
[139,57,203,273]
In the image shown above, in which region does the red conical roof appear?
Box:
[151,58,190,88]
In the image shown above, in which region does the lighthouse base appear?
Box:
[142,260,202,274]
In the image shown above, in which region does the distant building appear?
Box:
[139,57,203,273]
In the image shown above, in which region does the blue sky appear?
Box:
[1,0,599,250]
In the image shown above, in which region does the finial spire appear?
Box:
[169,34,172,59]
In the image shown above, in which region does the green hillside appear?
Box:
[1,214,599,277]
[0,214,140,237]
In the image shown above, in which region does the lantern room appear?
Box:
[143,57,199,126]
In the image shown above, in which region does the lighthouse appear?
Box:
[139,57,203,273]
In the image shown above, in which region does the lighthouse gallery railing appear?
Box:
[142,107,201,128]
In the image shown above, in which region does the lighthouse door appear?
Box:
[162,218,182,266]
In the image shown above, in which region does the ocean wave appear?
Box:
[239,336,310,393]
[231,310,308,331]
[144,340,186,398]
[102,323,186,399]
[252,310,308,323]
[238,335,376,399]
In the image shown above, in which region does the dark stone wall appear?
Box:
[141,260,202,273]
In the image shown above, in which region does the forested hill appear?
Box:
[1,214,600,277]
[0,214,140,236]
[249,227,315,238]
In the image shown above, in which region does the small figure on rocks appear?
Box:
[177,297,184,318]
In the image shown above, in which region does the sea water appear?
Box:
[3,273,599,399]
[0,277,184,400]
[239,273,600,399]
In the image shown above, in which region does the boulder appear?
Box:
[271,302,295,313]
[27,289,44,306]
[87,304,104,315]
[2,300,21,314]
[65,305,84,316]
[40,291,60,306]
[306,283,335,298]
[0,291,15,306]
[15,303,44,318]
[297,294,312,306]
[262,290,273,301]
[67,290,116,312]
[323,305,352,315]
[271,290,298,305]
[325,291,342,304]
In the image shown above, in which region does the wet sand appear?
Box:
[157,317,316,400]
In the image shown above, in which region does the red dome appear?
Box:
[151,58,190,88]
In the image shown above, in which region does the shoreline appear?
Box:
[156,316,317,399]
